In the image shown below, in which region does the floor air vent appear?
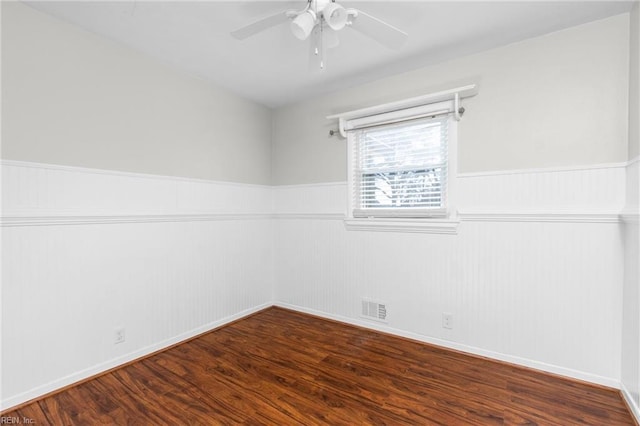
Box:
[361,299,387,323]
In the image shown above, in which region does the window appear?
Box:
[344,100,458,232]
[327,84,476,232]
[351,113,449,218]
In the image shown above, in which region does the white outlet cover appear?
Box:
[442,313,453,329]
[114,328,125,344]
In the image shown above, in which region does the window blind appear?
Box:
[352,116,448,218]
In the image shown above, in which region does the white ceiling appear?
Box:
[25,1,633,108]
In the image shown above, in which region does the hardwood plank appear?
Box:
[314,353,505,425]
[11,402,49,426]
[3,307,636,425]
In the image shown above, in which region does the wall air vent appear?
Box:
[361,298,387,323]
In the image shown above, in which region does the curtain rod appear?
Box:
[328,107,465,137]
[327,84,478,138]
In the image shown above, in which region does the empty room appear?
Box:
[1,0,639,424]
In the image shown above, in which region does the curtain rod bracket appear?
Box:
[337,117,347,138]
[327,119,347,138]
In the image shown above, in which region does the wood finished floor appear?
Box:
[5,307,636,425]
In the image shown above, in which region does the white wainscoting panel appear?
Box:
[624,158,640,216]
[272,182,347,217]
[1,160,272,217]
[273,218,622,386]
[1,161,274,409]
[273,163,626,386]
[622,157,640,420]
[457,163,626,211]
[1,160,631,410]
[272,164,626,221]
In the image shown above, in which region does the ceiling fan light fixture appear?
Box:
[323,3,347,31]
[231,1,409,72]
[291,10,317,40]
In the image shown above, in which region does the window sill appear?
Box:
[344,218,459,234]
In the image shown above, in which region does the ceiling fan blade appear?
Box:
[348,9,408,50]
[231,11,292,40]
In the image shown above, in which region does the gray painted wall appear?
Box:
[3,5,630,186]
[1,2,272,185]
[272,14,630,185]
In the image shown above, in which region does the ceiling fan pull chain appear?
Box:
[319,22,325,69]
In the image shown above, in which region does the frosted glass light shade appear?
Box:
[323,3,347,31]
[291,10,317,40]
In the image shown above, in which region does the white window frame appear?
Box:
[344,100,459,234]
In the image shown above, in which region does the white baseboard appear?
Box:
[0,302,272,412]
[622,382,640,424]
[273,302,621,390]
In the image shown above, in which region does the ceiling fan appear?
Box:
[231,0,408,70]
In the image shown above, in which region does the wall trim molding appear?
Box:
[457,161,628,178]
[344,218,460,234]
[0,159,272,189]
[458,209,622,223]
[3,160,628,228]
[4,159,627,187]
[273,302,621,390]
[620,212,640,224]
[273,182,347,189]
[621,382,640,424]
[274,213,344,220]
[0,302,273,413]
[0,213,273,227]
[4,210,625,227]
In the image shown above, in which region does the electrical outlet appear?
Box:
[114,327,125,344]
[442,313,453,329]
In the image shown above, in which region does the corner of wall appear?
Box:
[621,3,640,416]
[629,2,640,159]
